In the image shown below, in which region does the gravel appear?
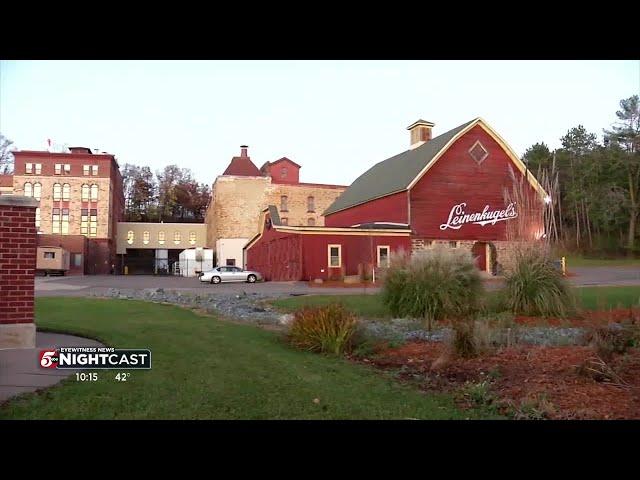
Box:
[95,288,588,346]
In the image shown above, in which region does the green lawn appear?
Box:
[272,286,640,318]
[575,286,640,311]
[0,298,497,420]
[563,255,640,268]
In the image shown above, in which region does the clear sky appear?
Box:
[1,60,638,186]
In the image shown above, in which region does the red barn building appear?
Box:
[245,117,548,281]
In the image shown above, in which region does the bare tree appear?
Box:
[0,134,14,174]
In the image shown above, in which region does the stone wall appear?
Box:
[205,175,346,247]
[0,196,38,349]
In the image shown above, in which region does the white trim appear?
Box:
[275,225,411,235]
[350,222,408,228]
[377,245,390,267]
[328,244,342,268]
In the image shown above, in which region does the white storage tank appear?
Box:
[176,247,214,277]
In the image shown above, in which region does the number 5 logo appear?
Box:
[39,350,58,368]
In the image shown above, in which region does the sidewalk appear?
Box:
[0,332,103,404]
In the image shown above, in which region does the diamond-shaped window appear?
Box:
[469,141,489,164]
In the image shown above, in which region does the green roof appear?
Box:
[324,119,477,216]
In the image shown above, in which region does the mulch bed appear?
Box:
[361,341,640,419]
[514,308,640,327]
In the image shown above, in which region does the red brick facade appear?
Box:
[0,197,38,325]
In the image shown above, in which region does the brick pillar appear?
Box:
[0,196,39,349]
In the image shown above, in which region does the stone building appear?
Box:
[11,147,124,274]
[205,146,347,267]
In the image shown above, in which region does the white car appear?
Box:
[199,266,263,284]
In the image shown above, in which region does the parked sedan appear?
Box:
[199,266,263,284]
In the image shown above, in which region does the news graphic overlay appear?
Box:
[39,347,152,370]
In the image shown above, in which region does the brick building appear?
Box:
[205,146,347,267]
[11,147,125,274]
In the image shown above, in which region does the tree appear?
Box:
[0,133,14,174]
[121,164,158,221]
[604,95,640,254]
[523,142,552,171]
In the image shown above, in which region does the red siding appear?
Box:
[301,234,410,280]
[245,215,410,281]
[409,125,543,241]
[268,158,300,184]
[245,215,303,281]
[324,191,408,227]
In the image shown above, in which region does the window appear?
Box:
[55,164,62,175]
[89,209,97,237]
[174,231,181,244]
[449,241,459,249]
[127,230,134,244]
[280,195,288,212]
[44,251,56,259]
[24,182,33,197]
[52,208,61,234]
[26,163,33,174]
[90,184,98,201]
[83,165,90,175]
[33,182,41,200]
[64,164,71,173]
[35,207,41,229]
[61,208,69,234]
[307,218,316,226]
[377,246,390,268]
[281,217,288,225]
[158,231,165,245]
[226,259,236,266]
[81,209,89,235]
[328,245,341,268]
[425,240,434,248]
[92,165,98,175]
[281,167,287,178]
[62,183,70,201]
[73,253,83,267]
[143,231,150,245]
[189,231,196,245]
[35,163,42,174]
[81,184,90,201]
[468,140,489,164]
[307,196,315,212]
[53,183,62,200]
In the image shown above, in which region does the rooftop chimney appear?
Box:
[407,119,435,150]
[240,145,248,157]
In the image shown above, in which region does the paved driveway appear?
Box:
[35,266,640,298]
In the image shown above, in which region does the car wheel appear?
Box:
[211,276,221,284]
[247,274,257,283]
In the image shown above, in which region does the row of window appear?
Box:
[327,245,391,269]
[280,196,315,213]
[51,208,98,236]
[23,183,99,201]
[26,163,99,175]
[126,231,198,246]
[279,217,316,226]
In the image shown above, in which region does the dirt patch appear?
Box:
[361,341,640,419]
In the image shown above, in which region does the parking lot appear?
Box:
[34,265,640,298]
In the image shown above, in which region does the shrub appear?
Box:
[381,247,484,329]
[503,246,575,318]
[287,304,359,355]
[583,321,640,360]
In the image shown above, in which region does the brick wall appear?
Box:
[0,196,38,348]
